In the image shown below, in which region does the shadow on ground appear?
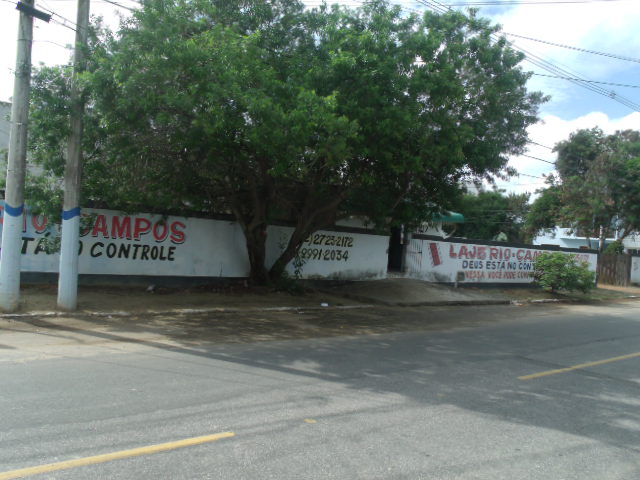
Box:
[9,300,640,467]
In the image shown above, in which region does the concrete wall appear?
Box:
[405,235,598,285]
[266,226,388,280]
[0,203,389,281]
[631,256,640,285]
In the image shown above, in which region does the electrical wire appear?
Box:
[417,0,640,112]
[100,0,136,12]
[520,153,556,164]
[528,141,553,150]
[440,0,630,5]
[532,73,640,89]
[0,0,78,30]
[504,32,640,64]
[33,39,71,49]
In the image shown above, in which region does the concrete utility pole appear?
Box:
[57,0,90,310]
[0,0,35,312]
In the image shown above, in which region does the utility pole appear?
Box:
[57,0,90,310]
[0,1,35,312]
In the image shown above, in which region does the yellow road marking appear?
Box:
[0,431,235,480]
[519,352,640,380]
[303,418,317,424]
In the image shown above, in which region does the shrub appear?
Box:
[604,240,624,255]
[533,252,596,293]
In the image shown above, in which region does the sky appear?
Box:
[1,0,639,199]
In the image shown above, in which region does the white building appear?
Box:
[533,226,640,253]
[532,227,613,251]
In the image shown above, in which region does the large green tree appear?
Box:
[28,0,544,283]
[453,190,530,242]
[527,128,640,250]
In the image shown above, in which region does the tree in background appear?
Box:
[526,128,640,251]
[26,0,544,284]
[453,190,530,242]
[524,183,562,239]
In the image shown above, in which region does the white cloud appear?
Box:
[498,111,640,197]
[488,2,640,111]
[490,2,640,64]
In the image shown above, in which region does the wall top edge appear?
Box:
[411,234,599,255]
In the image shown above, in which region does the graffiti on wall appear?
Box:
[298,233,355,262]
[0,202,390,280]
[0,204,187,264]
[407,238,598,284]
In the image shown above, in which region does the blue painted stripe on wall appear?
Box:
[3,203,24,217]
[62,207,81,220]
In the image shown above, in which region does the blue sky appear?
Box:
[1,0,639,196]
[476,0,640,194]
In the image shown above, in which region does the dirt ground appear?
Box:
[16,283,361,314]
[12,281,640,315]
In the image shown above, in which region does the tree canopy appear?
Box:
[27,0,544,283]
[527,128,640,251]
[452,190,530,242]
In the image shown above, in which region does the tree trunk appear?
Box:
[245,223,269,285]
[268,226,309,280]
[268,192,345,280]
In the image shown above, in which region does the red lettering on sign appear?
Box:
[112,216,132,239]
[31,214,48,233]
[170,221,186,244]
[133,218,152,240]
[153,221,169,242]
[92,215,109,238]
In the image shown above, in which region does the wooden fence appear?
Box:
[597,254,632,286]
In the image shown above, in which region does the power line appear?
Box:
[521,153,555,164]
[440,0,630,5]
[33,39,72,49]
[518,172,545,179]
[528,141,553,150]
[504,32,640,64]
[100,0,136,11]
[417,0,640,112]
[494,182,547,186]
[26,1,80,30]
[517,44,640,111]
[532,73,640,89]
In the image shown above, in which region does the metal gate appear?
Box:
[597,254,632,286]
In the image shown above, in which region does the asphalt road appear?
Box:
[1,302,640,479]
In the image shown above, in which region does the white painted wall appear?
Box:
[0,203,389,280]
[405,237,598,284]
[631,256,640,285]
[266,226,389,280]
[623,234,640,253]
[10,207,250,277]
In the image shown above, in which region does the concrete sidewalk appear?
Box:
[1,279,639,363]
[2,278,639,317]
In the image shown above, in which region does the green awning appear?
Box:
[432,211,465,224]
